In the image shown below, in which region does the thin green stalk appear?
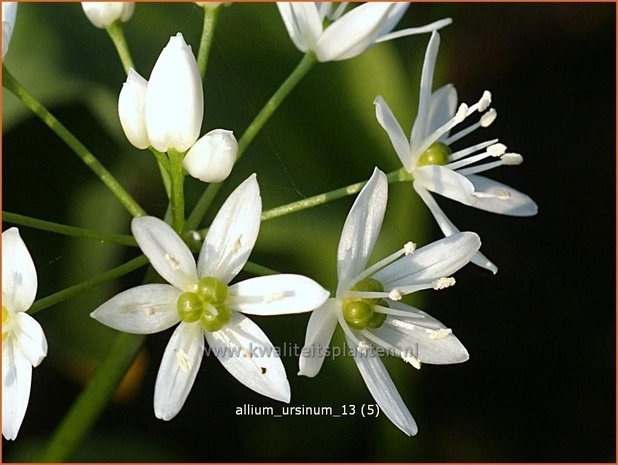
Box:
[3,211,136,247]
[106,21,135,74]
[168,150,186,234]
[261,168,409,222]
[186,53,318,231]
[197,5,220,78]
[2,66,146,218]
[38,332,145,462]
[28,255,148,315]
[243,260,279,276]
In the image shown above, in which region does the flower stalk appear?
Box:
[197,5,219,78]
[106,21,134,74]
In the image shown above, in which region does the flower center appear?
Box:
[176,276,230,332]
[2,305,10,341]
[342,278,387,330]
[417,142,452,167]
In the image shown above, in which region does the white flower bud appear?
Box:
[195,2,222,8]
[145,33,203,153]
[81,2,135,29]
[2,2,17,58]
[183,129,237,183]
[118,69,149,149]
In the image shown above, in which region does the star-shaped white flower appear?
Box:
[298,168,480,436]
[2,228,48,440]
[277,2,452,62]
[374,31,538,273]
[91,175,329,420]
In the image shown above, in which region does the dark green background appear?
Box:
[2,2,615,462]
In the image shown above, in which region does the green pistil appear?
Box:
[417,142,452,167]
[176,277,230,332]
[342,278,387,330]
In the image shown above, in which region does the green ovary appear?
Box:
[342,278,387,330]
[177,276,230,332]
[417,142,452,167]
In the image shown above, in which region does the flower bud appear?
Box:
[145,33,203,153]
[81,2,135,29]
[183,129,237,183]
[2,2,17,58]
[195,2,222,8]
[118,69,149,149]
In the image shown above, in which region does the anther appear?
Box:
[176,350,192,372]
[432,277,456,290]
[501,153,523,165]
[403,354,422,369]
[480,108,497,127]
[165,253,180,270]
[429,328,453,340]
[190,230,202,242]
[478,90,492,112]
[264,292,286,303]
[454,103,469,123]
[389,289,403,301]
[403,242,416,255]
[487,143,507,157]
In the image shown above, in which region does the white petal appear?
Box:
[465,174,538,216]
[374,96,412,171]
[131,216,197,291]
[427,84,458,138]
[337,168,387,293]
[413,183,498,274]
[145,33,203,153]
[14,313,47,367]
[298,299,339,377]
[414,165,476,206]
[316,2,392,62]
[2,2,17,58]
[373,310,469,365]
[410,31,440,157]
[91,284,180,334]
[2,228,37,313]
[154,322,204,420]
[205,312,290,402]
[276,2,322,53]
[183,129,238,183]
[348,335,417,436]
[377,3,409,38]
[198,174,261,284]
[228,274,329,316]
[374,232,480,288]
[118,69,150,150]
[2,339,32,440]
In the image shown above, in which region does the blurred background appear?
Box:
[2,2,615,462]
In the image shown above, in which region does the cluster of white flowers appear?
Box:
[2,2,537,441]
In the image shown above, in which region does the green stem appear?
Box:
[197,5,219,78]
[38,332,145,462]
[168,150,186,234]
[186,53,317,231]
[3,211,136,247]
[261,168,409,223]
[28,255,148,315]
[149,148,172,198]
[243,260,279,276]
[105,21,135,74]
[2,66,146,218]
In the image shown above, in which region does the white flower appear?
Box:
[145,33,203,153]
[374,31,538,273]
[91,175,329,420]
[2,2,17,58]
[2,228,48,440]
[81,2,135,29]
[277,2,452,62]
[183,129,237,183]
[298,168,480,436]
[118,69,149,150]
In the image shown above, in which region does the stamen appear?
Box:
[360,329,418,368]
[403,354,422,369]
[480,108,497,127]
[190,230,202,242]
[412,104,470,162]
[351,247,406,284]
[165,253,180,270]
[432,277,456,290]
[501,153,524,165]
[478,90,492,112]
[446,150,498,171]
[429,328,453,340]
[346,291,391,300]
[376,17,454,43]
[448,139,499,162]
[388,289,402,301]
[487,143,507,156]
[404,241,416,255]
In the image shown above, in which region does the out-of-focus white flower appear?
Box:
[118,69,149,150]
[298,168,479,436]
[183,129,237,183]
[2,228,48,440]
[195,2,223,8]
[145,33,203,153]
[91,175,329,420]
[2,2,17,58]
[81,2,135,29]
[277,2,451,62]
[374,31,538,273]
